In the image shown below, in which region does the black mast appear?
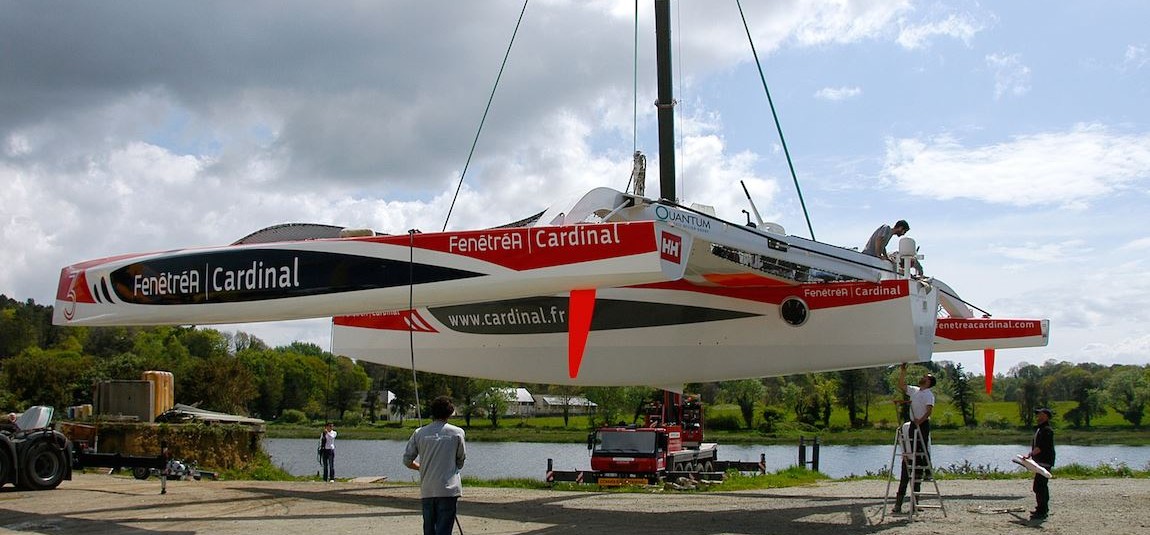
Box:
[654,0,676,202]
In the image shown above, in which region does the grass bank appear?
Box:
[225,458,1148,490]
[265,420,1149,447]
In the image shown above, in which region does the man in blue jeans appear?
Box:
[404,396,467,535]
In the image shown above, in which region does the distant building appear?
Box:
[535,395,596,416]
[500,387,536,416]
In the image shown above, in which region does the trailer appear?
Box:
[0,406,167,491]
[546,455,766,486]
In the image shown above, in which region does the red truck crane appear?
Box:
[587,392,719,486]
[546,392,764,487]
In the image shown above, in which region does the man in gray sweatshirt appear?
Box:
[404,396,467,535]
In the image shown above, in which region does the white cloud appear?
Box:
[1121,237,1150,251]
[814,86,862,101]
[882,124,1150,206]
[986,53,1032,99]
[1082,333,1150,364]
[789,0,914,46]
[1122,44,1148,72]
[986,240,1088,263]
[897,13,986,50]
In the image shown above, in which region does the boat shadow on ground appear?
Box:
[0,507,196,535]
[0,480,1022,535]
[232,486,1021,535]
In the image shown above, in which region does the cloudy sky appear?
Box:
[2,1,1148,377]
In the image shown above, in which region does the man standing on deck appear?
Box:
[404,396,467,535]
[1025,408,1056,521]
[893,363,935,514]
[863,220,910,260]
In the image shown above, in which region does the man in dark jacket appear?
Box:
[1025,408,1056,520]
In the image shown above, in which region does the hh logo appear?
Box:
[660,232,682,264]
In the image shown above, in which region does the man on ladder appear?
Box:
[893,363,935,514]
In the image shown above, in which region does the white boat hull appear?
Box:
[333,279,940,385]
[53,221,688,326]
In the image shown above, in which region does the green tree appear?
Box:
[836,369,869,428]
[330,356,371,420]
[383,367,419,423]
[475,381,513,428]
[0,306,37,357]
[2,347,95,408]
[585,387,655,427]
[813,374,838,427]
[721,379,765,429]
[237,348,286,419]
[448,376,484,427]
[0,296,63,356]
[944,362,978,427]
[279,352,328,418]
[548,384,584,427]
[781,377,820,425]
[228,331,268,353]
[1104,366,1150,427]
[180,355,258,414]
[177,327,230,359]
[1013,364,1043,426]
[1059,367,1106,427]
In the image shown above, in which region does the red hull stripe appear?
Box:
[935,318,1045,341]
[634,279,911,309]
[360,222,658,270]
[333,311,439,333]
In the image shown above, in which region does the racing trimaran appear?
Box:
[52,1,1048,388]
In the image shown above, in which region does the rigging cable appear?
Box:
[735,0,816,241]
[442,0,530,231]
[626,0,639,194]
[633,0,639,157]
[408,229,423,425]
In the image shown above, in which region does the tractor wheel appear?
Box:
[132,466,152,480]
[21,441,67,490]
[0,446,12,487]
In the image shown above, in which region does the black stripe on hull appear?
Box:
[108,249,483,305]
[427,296,759,335]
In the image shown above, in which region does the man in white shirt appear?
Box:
[893,363,935,514]
[404,396,467,535]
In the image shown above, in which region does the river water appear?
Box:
[264,438,1150,481]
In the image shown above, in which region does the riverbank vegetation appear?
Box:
[3,295,1148,451]
[226,461,1147,490]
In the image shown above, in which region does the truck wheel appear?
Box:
[703,461,714,473]
[21,442,67,491]
[132,466,152,480]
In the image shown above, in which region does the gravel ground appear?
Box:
[1,474,1147,534]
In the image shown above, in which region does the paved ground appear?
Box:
[1,474,1148,534]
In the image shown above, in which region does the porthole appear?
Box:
[780,297,809,326]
